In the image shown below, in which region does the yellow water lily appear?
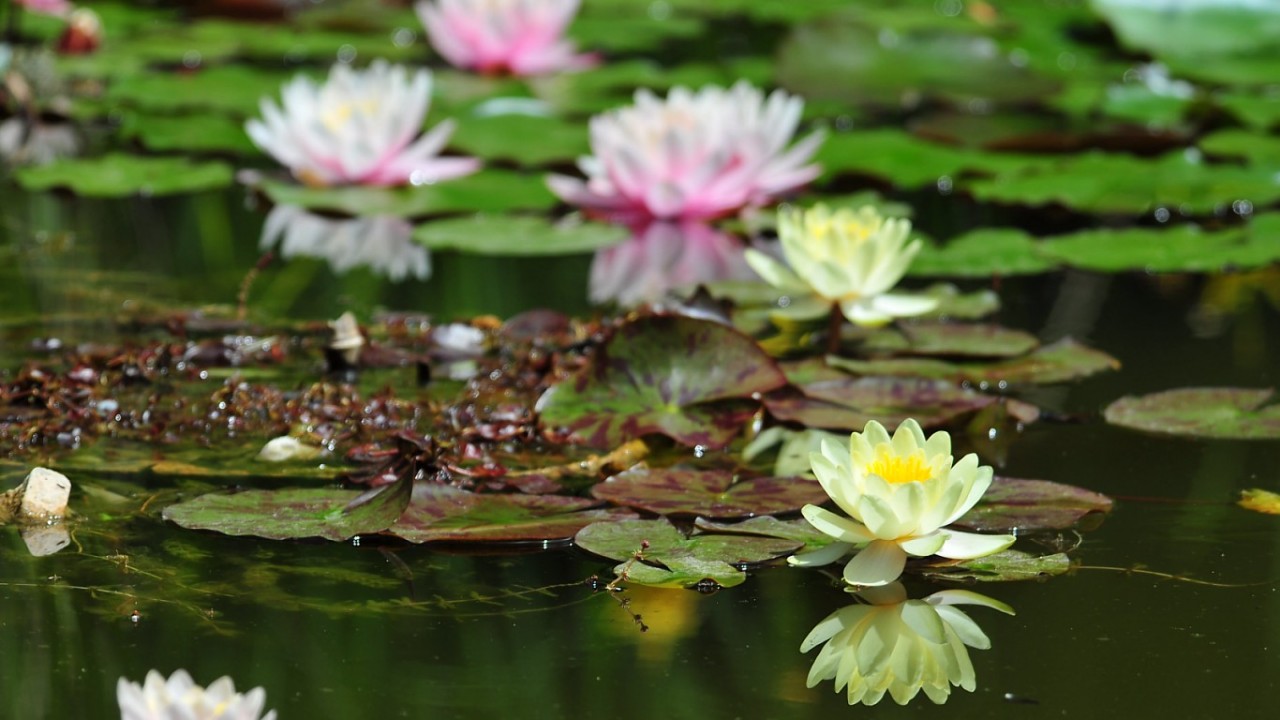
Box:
[744,204,937,326]
[793,419,1015,586]
[801,582,1014,705]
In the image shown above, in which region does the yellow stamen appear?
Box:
[866,451,932,484]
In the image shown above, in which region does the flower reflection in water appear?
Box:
[261,205,429,282]
[801,582,1014,706]
[588,221,756,307]
[117,669,276,720]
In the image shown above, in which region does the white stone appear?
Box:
[21,524,71,557]
[19,467,71,520]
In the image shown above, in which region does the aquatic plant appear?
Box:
[801,583,1014,705]
[117,670,276,720]
[547,81,824,222]
[745,204,937,326]
[792,419,1016,586]
[13,0,72,18]
[245,60,479,187]
[415,0,595,75]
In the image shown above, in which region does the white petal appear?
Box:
[841,539,908,586]
[934,529,1016,560]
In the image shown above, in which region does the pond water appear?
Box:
[3,1,1280,718]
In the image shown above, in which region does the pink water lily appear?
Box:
[415,0,597,76]
[245,60,479,187]
[15,0,73,18]
[548,81,824,222]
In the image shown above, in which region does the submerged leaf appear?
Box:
[536,314,788,449]
[1104,388,1280,439]
[590,469,828,518]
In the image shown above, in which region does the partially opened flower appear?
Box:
[117,669,276,720]
[793,419,1016,587]
[802,583,1014,706]
[260,204,428,281]
[245,60,479,187]
[416,0,596,76]
[548,81,824,222]
[589,221,756,306]
[745,204,937,327]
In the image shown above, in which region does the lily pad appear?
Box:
[910,228,1059,277]
[161,472,411,541]
[105,65,301,116]
[1104,388,1280,439]
[1040,224,1280,273]
[694,515,831,547]
[448,113,588,166]
[763,377,997,432]
[255,170,557,217]
[388,484,632,544]
[16,154,234,197]
[535,314,788,449]
[953,477,1114,533]
[817,129,1015,188]
[829,338,1120,386]
[861,322,1040,358]
[589,469,828,518]
[121,113,260,155]
[413,215,627,256]
[574,517,801,589]
[918,549,1071,582]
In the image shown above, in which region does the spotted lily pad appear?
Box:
[860,322,1040,358]
[535,314,788,449]
[16,154,234,197]
[254,170,557,217]
[589,469,828,519]
[829,338,1120,386]
[574,518,801,589]
[1104,388,1280,439]
[763,377,997,431]
[413,215,627,256]
[388,484,632,544]
[161,472,411,541]
[918,549,1071,582]
[953,477,1114,533]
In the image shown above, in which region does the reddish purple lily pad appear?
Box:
[1104,387,1280,439]
[829,338,1119,385]
[590,469,828,518]
[535,314,788,449]
[953,476,1114,533]
[763,377,996,431]
[388,484,636,544]
[861,322,1040,358]
[162,472,412,541]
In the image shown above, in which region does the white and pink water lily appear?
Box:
[792,419,1016,587]
[117,669,276,720]
[15,0,73,18]
[802,583,1014,706]
[548,81,824,222]
[245,60,479,187]
[745,204,937,326]
[416,0,596,76]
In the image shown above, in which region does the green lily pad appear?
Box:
[953,477,1114,533]
[16,153,234,197]
[121,112,260,155]
[1039,224,1280,272]
[161,472,412,541]
[1104,387,1280,439]
[861,322,1040,358]
[413,215,627,256]
[828,338,1120,386]
[967,151,1280,215]
[589,469,828,519]
[574,517,801,589]
[388,484,632,544]
[1199,129,1280,168]
[909,228,1059,277]
[817,129,1003,188]
[449,114,589,166]
[105,65,300,116]
[1216,90,1280,131]
[535,314,788,449]
[918,549,1071,582]
[255,170,557,217]
[570,13,704,51]
[762,377,997,432]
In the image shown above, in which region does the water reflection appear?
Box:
[260,205,428,282]
[800,582,1014,706]
[589,221,755,306]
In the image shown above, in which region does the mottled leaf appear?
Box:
[829,338,1120,385]
[918,549,1071,582]
[535,314,788,449]
[590,469,828,518]
[388,484,632,544]
[861,322,1040,358]
[1104,387,1280,439]
[763,377,996,431]
[953,477,1114,533]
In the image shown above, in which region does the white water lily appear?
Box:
[794,419,1016,587]
[802,583,1014,706]
[117,670,276,720]
[547,81,824,222]
[744,204,937,326]
[245,60,479,187]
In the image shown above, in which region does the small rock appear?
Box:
[258,436,324,462]
[21,524,71,557]
[19,467,72,520]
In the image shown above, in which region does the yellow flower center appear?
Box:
[322,99,380,132]
[866,451,932,484]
